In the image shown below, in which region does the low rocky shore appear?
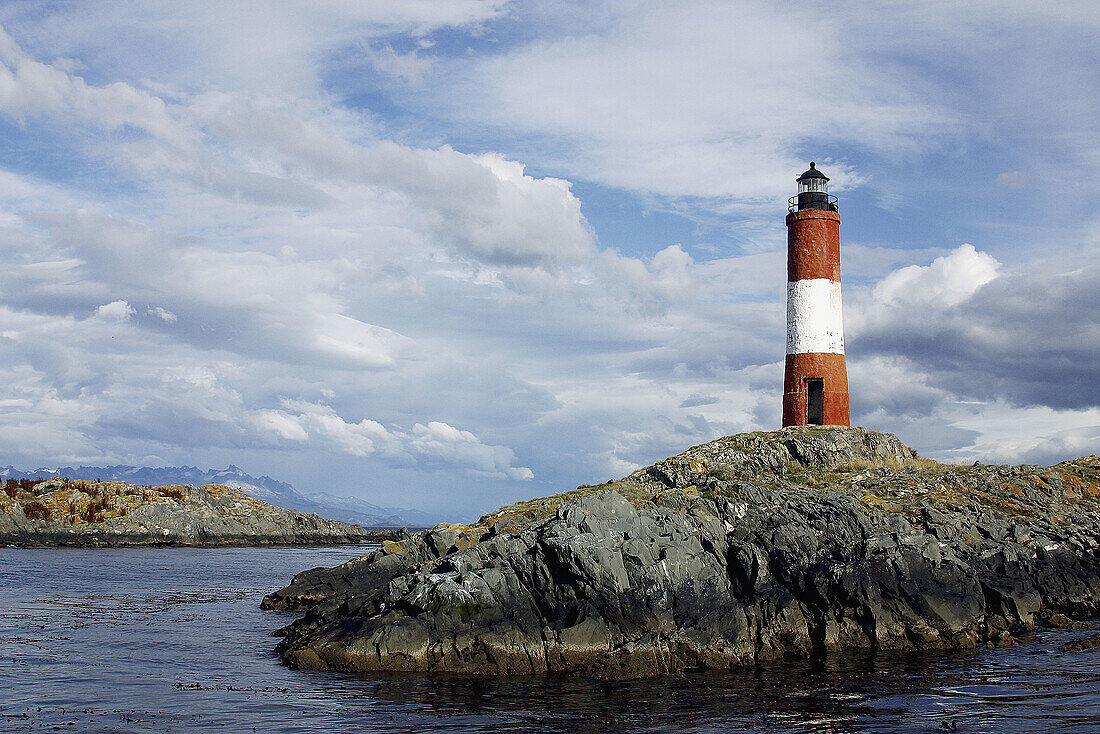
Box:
[1,476,402,546]
[265,427,1100,678]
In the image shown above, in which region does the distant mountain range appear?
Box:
[0,464,446,529]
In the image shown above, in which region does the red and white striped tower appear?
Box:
[783,162,850,427]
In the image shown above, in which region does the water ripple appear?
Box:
[1,546,1098,733]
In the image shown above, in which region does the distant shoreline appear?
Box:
[2,526,416,548]
[2,476,427,548]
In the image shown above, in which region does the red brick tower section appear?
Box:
[783,163,850,427]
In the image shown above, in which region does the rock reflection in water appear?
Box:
[0,546,1098,734]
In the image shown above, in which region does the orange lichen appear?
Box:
[24,500,50,521]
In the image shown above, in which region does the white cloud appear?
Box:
[598,244,695,315]
[438,1,950,202]
[0,28,182,140]
[410,421,534,480]
[0,2,1094,520]
[0,28,598,280]
[199,101,598,271]
[255,400,391,456]
[0,1,510,98]
[251,401,533,480]
[943,402,1100,466]
[253,409,310,443]
[368,43,432,84]
[147,306,177,322]
[30,209,407,369]
[850,245,1100,394]
[94,299,135,322]
[0,21,598,281]
[868,244,1000,310]
[848,355,947,419]
[356,145,595,271]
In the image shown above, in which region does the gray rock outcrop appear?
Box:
[0,477,399,546]
[266,427,1100,678]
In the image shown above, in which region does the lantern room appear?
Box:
[790,162,838,213]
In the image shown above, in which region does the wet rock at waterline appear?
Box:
[266,427,1100,678]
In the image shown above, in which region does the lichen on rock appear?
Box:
[0,476,393,546]
[265,427,1100,678]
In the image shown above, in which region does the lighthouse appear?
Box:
[783,162,850,427]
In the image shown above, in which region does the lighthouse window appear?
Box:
[806,379,824,425]
[799,178,827,194]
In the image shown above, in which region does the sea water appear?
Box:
[1,546,1098,733]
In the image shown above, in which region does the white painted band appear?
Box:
[786,279,845,355]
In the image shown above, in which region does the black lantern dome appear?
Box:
[796,162,829,190]
[791,162,838,212]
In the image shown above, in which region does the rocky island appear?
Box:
[1,476,398,546]
[265,427,1100,678]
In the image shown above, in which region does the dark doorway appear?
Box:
[806,379,824,425]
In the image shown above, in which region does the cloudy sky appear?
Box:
[0,1,1097,519]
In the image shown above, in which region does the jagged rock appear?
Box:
[1061,632,1100,652]
[29,477,66,496]
[0,477,399,546]
[644,427,914,488]
[266,427,1100,678]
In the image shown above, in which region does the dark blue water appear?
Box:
[1,547,1098,734]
